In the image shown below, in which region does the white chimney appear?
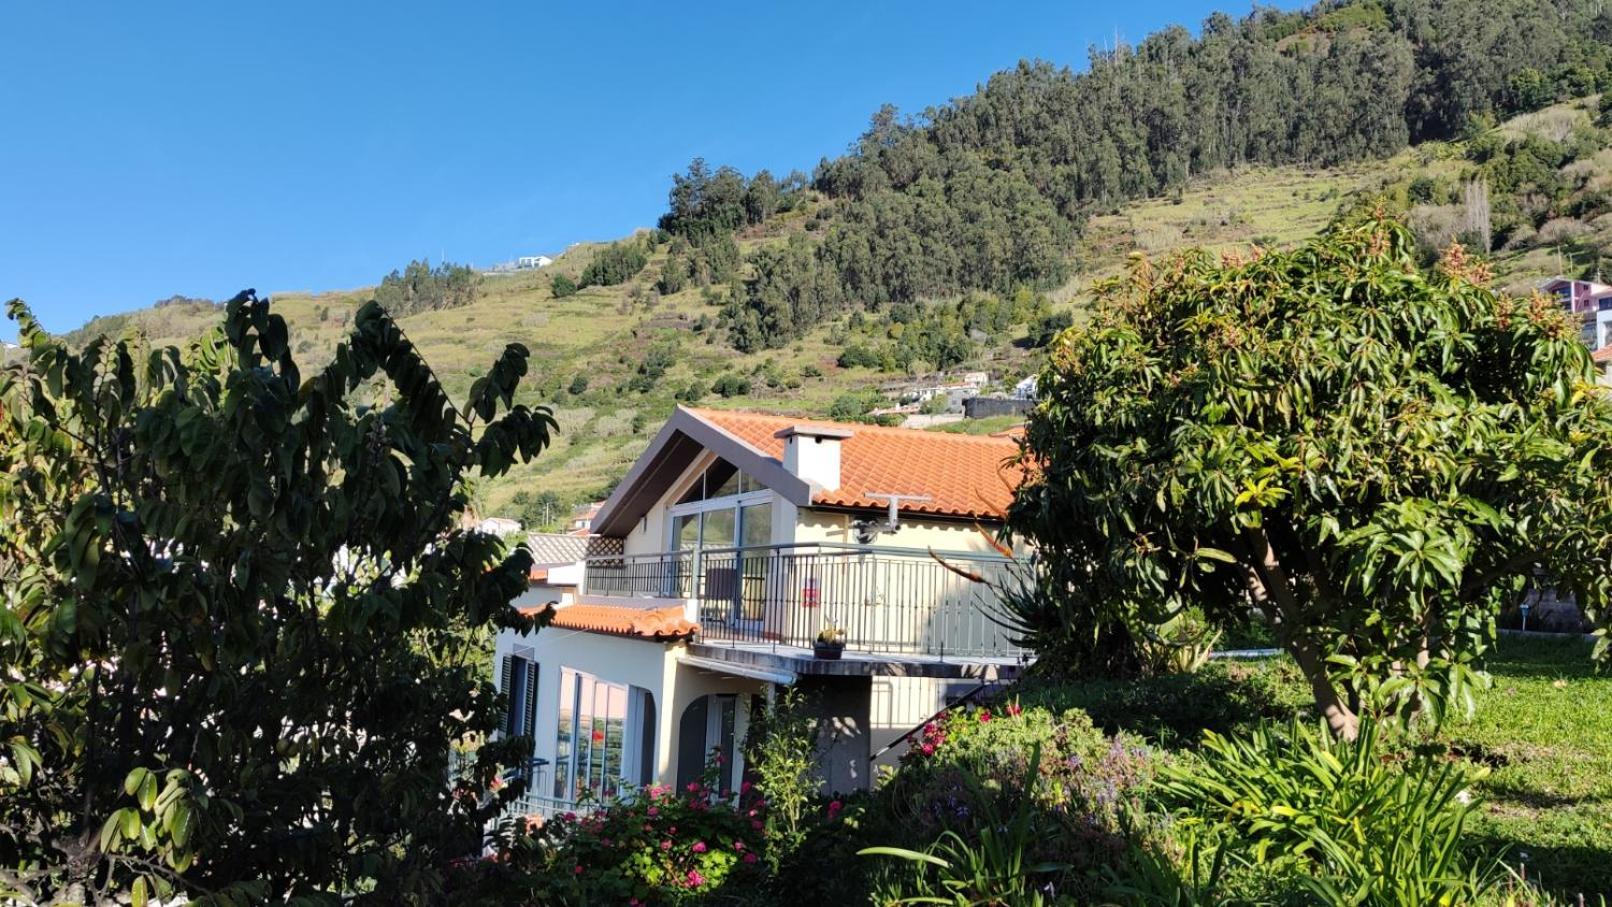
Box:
[775,424,852,493]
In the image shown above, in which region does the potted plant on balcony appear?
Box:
[814,622,846,660]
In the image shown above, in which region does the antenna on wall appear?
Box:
[852,492,933,544]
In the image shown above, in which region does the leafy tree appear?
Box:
[579,240,650,288]
[373,259,479,317]
[625,338,677,394]
[0,294,556,902]
[1028,311,1074,348]
[710,373,752,398]
[550,273,579,298]
[826,390,887,423]
[1010,216,1612,739]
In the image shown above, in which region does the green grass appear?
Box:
[1022,636,1612,898]
[1456,636,1612,898]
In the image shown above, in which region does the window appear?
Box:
[553,668,655,801]
[677,458,762,504]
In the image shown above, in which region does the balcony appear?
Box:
[580,542,1028,661]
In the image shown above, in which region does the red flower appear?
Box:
[686,869,706,888]
[978,710,992,723]
[661,840,672,851]
[692,841,708,854]
[744,852,759,864]
[574,865,584,875]
[827,800,843,819]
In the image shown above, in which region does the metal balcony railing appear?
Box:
[582,542,1028,660]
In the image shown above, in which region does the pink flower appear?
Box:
[978,710,992,723]
[574,865,583,875]
[661,840,672,851]
[647,806,659,817]
[744,852,759,864]
[1006,701,1023,717]
[740,781,752,794]
[827,800,843,819]
[734,840,746,851]
[686,869,706,888]
[692,841,708,853]
[920,742,935,756]
[686,782,701,793]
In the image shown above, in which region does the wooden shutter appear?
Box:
[522,661,540,745]
[498,654,515,736]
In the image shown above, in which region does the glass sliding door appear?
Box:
[738,503,772,623]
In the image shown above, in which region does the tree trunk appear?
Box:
[1286,635,1360,740]
[1235,527,1360,740]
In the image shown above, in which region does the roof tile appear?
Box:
[519,602,698,641]
[686,408,1023,521]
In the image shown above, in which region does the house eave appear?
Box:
[592,406,815,536]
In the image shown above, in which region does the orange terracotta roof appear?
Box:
[1594,346,1612,364]
[686,408,1024,521]
[519,603,698,641]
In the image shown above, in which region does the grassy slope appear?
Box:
[48,99,1612,521]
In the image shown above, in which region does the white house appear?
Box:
[491,407,1030,818]
[517,255,554,270]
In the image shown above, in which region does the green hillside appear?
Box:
[45,91,1612,528]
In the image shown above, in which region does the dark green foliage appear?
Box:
[0,294,555,902]
[373,259,478,318]
[549,273,579,298]
[567,374,589,396]
[1600,93,1612,127]
[625,338,678,394]
[1028,310,1074,348]
[710,373,752,398]
[580,239,650,288]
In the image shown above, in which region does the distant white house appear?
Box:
[478,517,525,537]
[1012,375,1038,400]
[517,255,554,270]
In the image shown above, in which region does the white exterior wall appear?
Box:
[493,624,770,794]
[493,626,681,790]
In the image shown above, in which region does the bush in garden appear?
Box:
[878,702,1156,896]
[1015,659,1309,746]
[1154,716,1501,906]
[467,779,771,905]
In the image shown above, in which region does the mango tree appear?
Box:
[1010,215,1612,738]
[0,294,554,903]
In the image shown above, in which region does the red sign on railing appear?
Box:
[802,577,820,608]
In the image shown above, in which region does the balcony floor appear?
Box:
[684,640,1030,681]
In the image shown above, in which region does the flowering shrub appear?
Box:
[882,700,1157,896]
[468,779,771,905]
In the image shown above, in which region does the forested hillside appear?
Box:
[43,0,1612,529]
[670,0,1612,349]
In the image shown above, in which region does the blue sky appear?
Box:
[0,0,1298,340]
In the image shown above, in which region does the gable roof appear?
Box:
[592,406,1023,535]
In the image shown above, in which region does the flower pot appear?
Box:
[813,641,844,660]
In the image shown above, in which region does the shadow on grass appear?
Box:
[1470,835,1612,900]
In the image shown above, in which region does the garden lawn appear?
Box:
[1456,636,1612,899]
